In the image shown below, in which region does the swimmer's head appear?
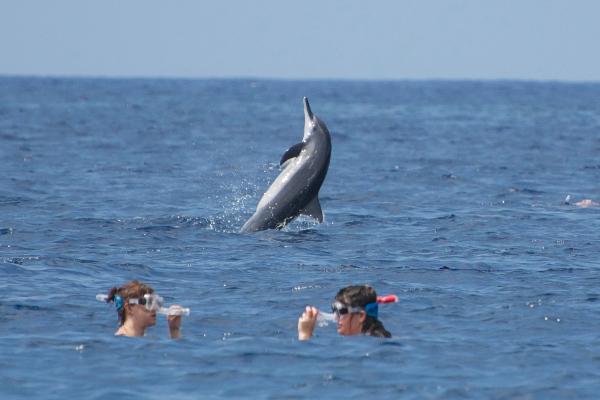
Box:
[106,280,156,327]
[335,285,377,310]
[334,285,391,338]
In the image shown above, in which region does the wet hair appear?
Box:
[105,280,154,326]
[335,285,392,338]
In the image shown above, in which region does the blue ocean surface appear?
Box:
[1,77,600,399]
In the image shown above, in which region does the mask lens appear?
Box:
[143,294,164,311]
[331,302,349,316]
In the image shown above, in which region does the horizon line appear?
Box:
[1,73,600,85]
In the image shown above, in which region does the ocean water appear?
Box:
[1,77,600,399]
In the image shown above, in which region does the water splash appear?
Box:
[206,177,262,233]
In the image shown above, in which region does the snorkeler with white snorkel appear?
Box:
[298,285,396,341]
[97,280,190,338]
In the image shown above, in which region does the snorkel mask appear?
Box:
[330,301,378,318]
[96,293,190,316]
[318,294,398,324]
[128,293,164,312]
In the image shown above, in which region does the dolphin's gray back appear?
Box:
[241,120,331,232]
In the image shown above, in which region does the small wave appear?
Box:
[51,257,99,268]
[11,304,45,311]
[0,132,20,141]
[439,265,458,271]
[493,125,512,133]
[136,224,180,232]
[130,214,246,233]
[113,215,209,228]
[319,195,336,201]
[540,267,583,273]
[378,340,404,347]
[3,256,41,265]
[74,217,119,226]
[263,230,328,245]
[113,262,154,274]
[296,263,361,273]
[441,173,458,180]
[342,213,377,227]
[343,220,363,227]
[486,232,509,240]
[0,227,13,235]
[0,195,32,206]
[291,284,324,292]
[508,187,545,195]
[127,215,236,232]
[167,215,213,227]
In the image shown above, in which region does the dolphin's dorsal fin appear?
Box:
[300,196,323,222]
[279,142,304,166]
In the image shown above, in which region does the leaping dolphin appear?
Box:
[241,97,332,232]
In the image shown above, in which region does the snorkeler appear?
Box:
[563,195,598,208]
[97,280,189,339]
[298,285,394,341]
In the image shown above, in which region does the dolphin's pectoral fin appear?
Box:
[300,196,324,223]
[279,142,304,166]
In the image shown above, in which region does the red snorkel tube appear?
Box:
[376,295,398,304]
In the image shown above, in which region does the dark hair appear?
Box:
[105,280,154,326]
[335,285,392,338]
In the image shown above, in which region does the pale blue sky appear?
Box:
[1,0,599,81]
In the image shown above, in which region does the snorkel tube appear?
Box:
[376,295,398,304]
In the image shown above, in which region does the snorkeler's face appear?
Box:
[129,302,157,328]
[336,307,365,336]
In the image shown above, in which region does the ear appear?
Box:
[122,303,133,315]
[358,311,367,324]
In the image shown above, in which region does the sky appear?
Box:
[1,0,600,81]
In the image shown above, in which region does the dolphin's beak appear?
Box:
[303,97,314,125]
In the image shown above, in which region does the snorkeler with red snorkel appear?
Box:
[298,285,396,340]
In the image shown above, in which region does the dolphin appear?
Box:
[241,97,332,232]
